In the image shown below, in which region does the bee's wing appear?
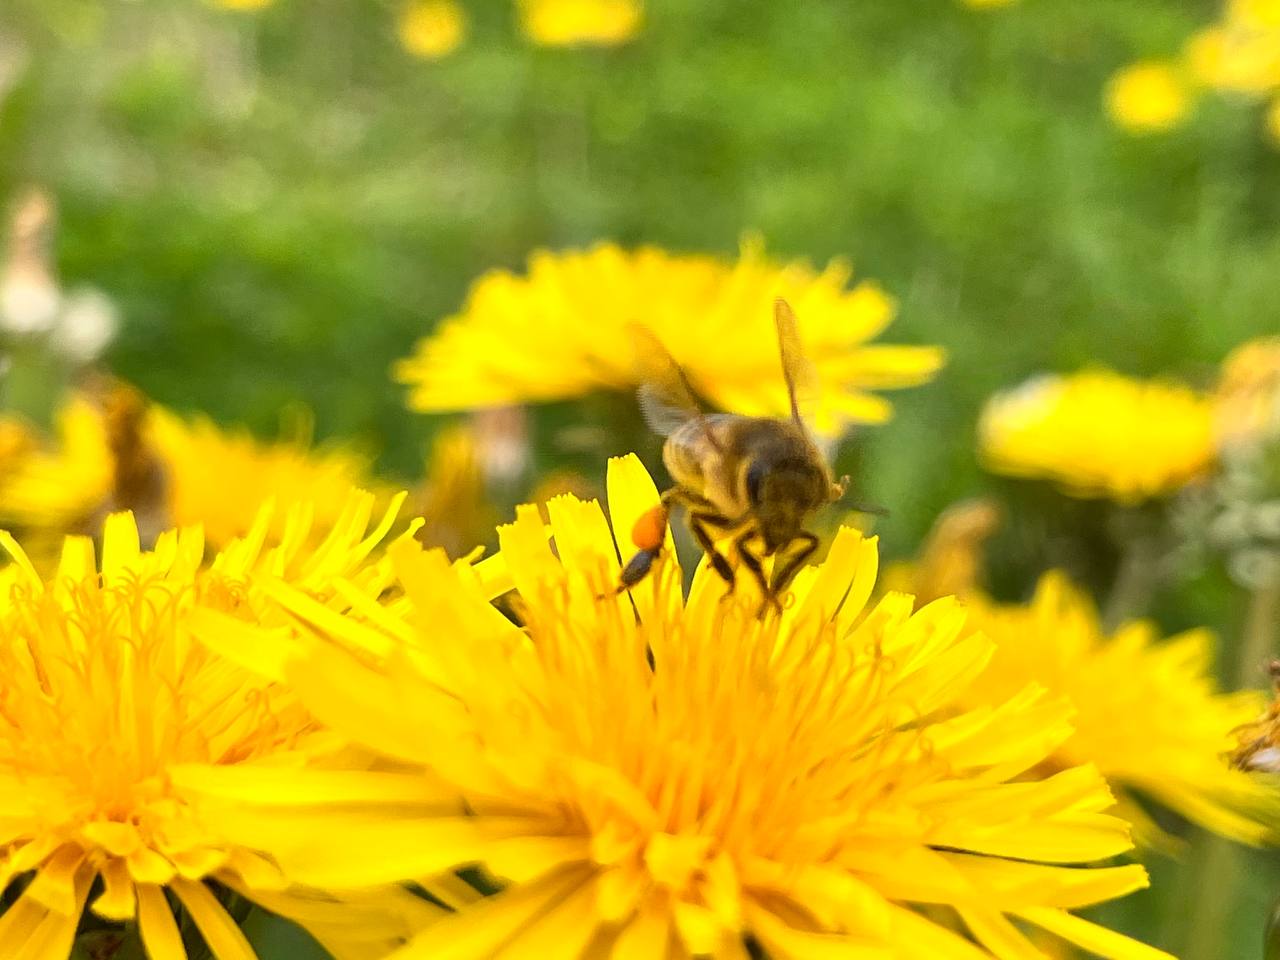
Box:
[774,298,822,434]
[630,323,706,437]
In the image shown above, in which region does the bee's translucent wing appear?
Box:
[630,323,706,437]
[773,299,822,434]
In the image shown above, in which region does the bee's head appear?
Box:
[746,457,828,553]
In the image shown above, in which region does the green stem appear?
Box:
[1183,577,1280,960]
[1102,529,1161,631]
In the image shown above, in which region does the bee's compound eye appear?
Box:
[746,461,767,505]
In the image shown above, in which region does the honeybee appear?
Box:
[619,299,849,609]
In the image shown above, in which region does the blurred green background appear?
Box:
[4,1,1280,957]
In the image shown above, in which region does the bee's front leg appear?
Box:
[769,532,820,597]
[688,511,738,590]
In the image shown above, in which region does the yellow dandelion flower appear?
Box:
[394,241,944,436]
[211,0,274,10]
[518,0,642,47]
[398,0,466,60]
[149,405,384,549]
[182,455,1170,960]
[960,0,1018,9]
[1105,62,1193,133]
[0,388,384,552]
[965,573,1275,848]
[411,424,497,557]
[1232,0,1280,29]
[0,414,35,472]
[1186,24,1280,95]
[0,490,440,960]
[1217,335,1280,446]
[978,370,1217,503]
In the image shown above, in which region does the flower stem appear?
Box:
[1183,577,1280,960]
[1103,529,1162,631]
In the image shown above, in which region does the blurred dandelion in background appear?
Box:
[978,370,1217,505]
[1106,63,1195,134]
[395,240,944,437]
[0,382,384,558]
[518,0,643,47]
[397,0,467,61]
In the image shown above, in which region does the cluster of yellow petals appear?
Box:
[0,491,437,960]
[978,369,1217,503]
[183,455,1169,960]
[518,0,643,47]
[1107,0,1280,142]
[398,0,467,59]
[1105,63,1193,134]
[0,390,384,553]
[395,241,944,437]
[964,574,1276,849]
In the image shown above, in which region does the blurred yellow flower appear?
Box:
[1217,335,1280,447]
[960,0,1019,9]
[0,492,437,960]
[211,0,275,10]
[184,455,1170,960]
[882,498,1002,605]
[978,370,1217,503]
[0,386,385,552]
[395,240,944,436]
[519,0,642,47]
[966,573,1275,848]
[1187,25,1280,95]
[1105,62,1192,133]
[398,0,466,59]
[411,423,497,557]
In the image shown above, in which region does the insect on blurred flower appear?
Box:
[978,370,1217,504]
[398,0,467,60]
[1105,62,1193,134]
[184,455,1171,960]
[0,384,387,554]
[395,240,944,438]
[0,492,439,960]
[518,0,643,47]
[965,573,1276,850]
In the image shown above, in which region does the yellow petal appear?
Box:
[171,878,258,960]
[1017,907,1173,960]
[748,904,891,959]
[388,866,595,960]
[138,884,189,960]
[92,859,137,921]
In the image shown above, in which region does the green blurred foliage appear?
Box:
[3,0,1280,956]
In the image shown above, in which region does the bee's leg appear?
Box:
[617,548,661,592]
[687,511,738,590]
[769,532,820,596]
[732,531,778,615]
